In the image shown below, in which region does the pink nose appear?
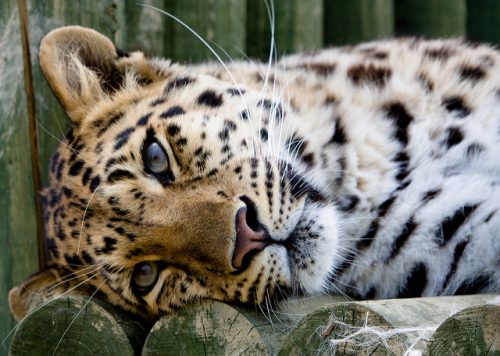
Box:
[232,207,270,270]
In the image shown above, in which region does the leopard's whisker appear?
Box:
[47,265,101,292]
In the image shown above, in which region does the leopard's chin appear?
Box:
[251,202,340,298]
[287,202,340,295]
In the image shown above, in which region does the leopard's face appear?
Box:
[10,26,341,320]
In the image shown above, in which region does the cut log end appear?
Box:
[9,297,138,356]
[426,304,500,355]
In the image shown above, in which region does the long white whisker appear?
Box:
[46,265,102,293]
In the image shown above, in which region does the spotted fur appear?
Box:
[9,27,500,320]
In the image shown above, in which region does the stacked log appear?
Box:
[8,294,499,355]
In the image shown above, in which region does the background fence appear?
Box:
[1,0,500,349]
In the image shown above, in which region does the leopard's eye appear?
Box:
[132,261,159,291]
[144,141,169,174]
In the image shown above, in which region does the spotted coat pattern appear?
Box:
[9,27,500,320]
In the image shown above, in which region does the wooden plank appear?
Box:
[9,297,143,355]
[2,1,124,351]
[324,0,394,45]
[158,0,246,63]
[395,0,466,38]
[466,0,500,45]
[0,1,39,352]
[246,0,323,60]
[115,0,167,56]
[279,294,497,355]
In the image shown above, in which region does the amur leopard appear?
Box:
[9,26,500,320]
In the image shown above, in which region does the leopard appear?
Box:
[9,25,500,321]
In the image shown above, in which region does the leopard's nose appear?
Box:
[232,198,270,270]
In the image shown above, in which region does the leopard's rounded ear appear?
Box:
[39,26,127,123]
[9,268,61,321]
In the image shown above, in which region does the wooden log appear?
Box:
[466,0,500,46]
[395,0,466,38]
[0,1,39,352]
[9,296,146,356]
[142,295,347,355]
[246,0,323,60]
[142,300,276,355]
[324,0,394,46]
[426,303,500,355]
[279,294,497,355]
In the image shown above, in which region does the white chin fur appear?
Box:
[292,204,340,295]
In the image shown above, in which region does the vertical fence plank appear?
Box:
[324,0,394,45]
[0,1,39,352]
[466,0,500,45]
[395,0,466,38]
[275,0,323,54]
[161,0,246,63]
[116,0,167,56]
[2,0,124,350]
[247,0,323,60]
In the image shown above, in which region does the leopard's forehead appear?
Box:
[76,71,293,183]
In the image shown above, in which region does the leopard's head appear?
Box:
[9,26,341,320]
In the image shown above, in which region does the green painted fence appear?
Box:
[2,0,500,352]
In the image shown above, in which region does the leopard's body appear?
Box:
[9,27,500,320]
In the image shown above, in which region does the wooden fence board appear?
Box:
[395,0,466,38]
[1,0,123,350]
[161,0,246,63]
[116,0,168,56]
[246,0,323,59]
[324,0,394,45]
[0,1,39,352]
[466,0,500,45]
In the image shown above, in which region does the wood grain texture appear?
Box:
[246,0,323,59]
[0,1,39,352]
[280,295,498,355]
[426,304,500,356]
[7,295,500,355]
[9,297,144,356]
[396,0,466,37]
[324,0,394,45]
[466,0,500,45]
[142,300,273,355]
[160,0,246,63]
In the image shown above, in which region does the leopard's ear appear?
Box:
[39,26,123,122]
[9,268,61,321]
[39,26,129,123]
[40,26,172,123]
